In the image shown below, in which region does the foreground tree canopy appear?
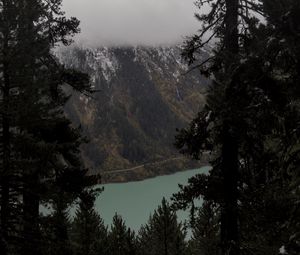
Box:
[174,0,300,255]
[0,1,95,254]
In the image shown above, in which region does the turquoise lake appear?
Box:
[93,167,209,232]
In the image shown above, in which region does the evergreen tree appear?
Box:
[173,1,300,255]
[138,198,187,255]
[109,214,136,255]
[174,1,261,254]
[0,1,93,254]
[71,190,108,255]
[251,1,300,254]
[188,202,220,255]
[45,195,73,255]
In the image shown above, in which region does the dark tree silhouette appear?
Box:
[0,1,93,254]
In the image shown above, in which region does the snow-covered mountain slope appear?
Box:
[58,45,210,182]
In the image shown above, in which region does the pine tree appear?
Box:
[71,190,108,255]
[46,195,73,255]
[0,1,92,254]
[175,1,260,254]
[174,1,300,255]
[109,214,136,255]
[0,1,21,253]
[254,1,300,254]
[188,202,220,255]
[138,198,187,255]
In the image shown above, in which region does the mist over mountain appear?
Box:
[58,45,210,182]
[62,0,200,46]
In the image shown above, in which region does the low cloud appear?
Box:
[62,0,200,46]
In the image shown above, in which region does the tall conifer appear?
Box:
[174,1,300,255]
[71,190,108,255]
[138,198,186,255]
[109,214,136,255]
[0,1,92,254]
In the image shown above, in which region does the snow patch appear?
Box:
[87,47,119,83]
[279,246,287,254]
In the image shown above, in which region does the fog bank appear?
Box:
[62,0,201,46]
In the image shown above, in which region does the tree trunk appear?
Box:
[22,172,41,255]
[220,1,239,255]
[0,7,11,252]
[221,123,239,255]
[20,2,42,254]
[224,0,239,56]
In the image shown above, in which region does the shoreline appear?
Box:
[98,157,210,184]
[100,164,211,185]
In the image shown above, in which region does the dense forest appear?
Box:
[0,0,299,255]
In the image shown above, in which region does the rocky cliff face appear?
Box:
[58,45,209,182]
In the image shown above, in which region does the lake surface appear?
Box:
[94,167,209,232]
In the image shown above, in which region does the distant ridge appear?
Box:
[59,45,210,182]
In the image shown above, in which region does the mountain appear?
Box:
[58,45,210,182]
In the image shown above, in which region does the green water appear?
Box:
[94,167,209,232]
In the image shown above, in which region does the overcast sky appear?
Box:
[62,0,200,46]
